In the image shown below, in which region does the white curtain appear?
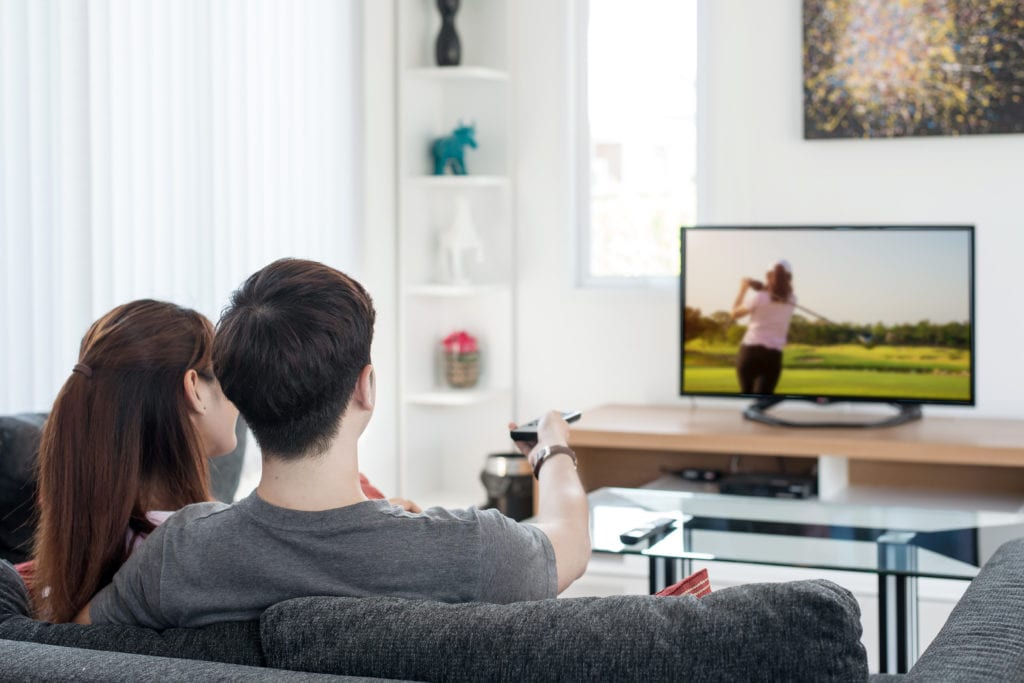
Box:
[0,0,363,412]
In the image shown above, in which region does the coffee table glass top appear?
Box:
[589,487,1024,580]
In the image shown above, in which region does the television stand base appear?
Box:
[743,398,922,429]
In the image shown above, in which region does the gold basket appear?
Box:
[445,351,480,388]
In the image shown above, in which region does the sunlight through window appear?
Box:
[583,0,698,281]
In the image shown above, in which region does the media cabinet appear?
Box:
[568,404,1024,508]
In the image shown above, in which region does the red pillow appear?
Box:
[654,567,711,597]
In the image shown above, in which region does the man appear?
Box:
[83,258,590,628]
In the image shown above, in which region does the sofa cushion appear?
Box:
[0,413,46,563]
[260,578,868,682]
[907,537,1024,681]
[0,560,264,667]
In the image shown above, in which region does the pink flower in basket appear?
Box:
[443,330,478,355]
[442,331,480,388]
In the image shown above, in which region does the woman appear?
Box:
[30,300,239,622]
[27,299,406,623]
[731,259,796,395]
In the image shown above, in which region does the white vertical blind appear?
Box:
[0,0,362,412]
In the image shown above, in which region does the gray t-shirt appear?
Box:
[90,493,557,629]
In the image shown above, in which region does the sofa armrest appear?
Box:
[907,536,1024,680]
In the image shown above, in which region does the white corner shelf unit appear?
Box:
[396,0,517,509]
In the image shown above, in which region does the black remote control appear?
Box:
[619,517,677,545]
[510,410,582,442]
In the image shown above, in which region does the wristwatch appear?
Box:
[530,445,578,479]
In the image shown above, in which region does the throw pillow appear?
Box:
[655,567,712,597]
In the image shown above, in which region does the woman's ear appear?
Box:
[354,364,375,411]
[183,369,206,415]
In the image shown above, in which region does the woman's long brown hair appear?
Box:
[32,300,215,622]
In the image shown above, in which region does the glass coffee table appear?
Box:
[588,486,1024,674]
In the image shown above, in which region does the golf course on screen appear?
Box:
[683,337,971,400]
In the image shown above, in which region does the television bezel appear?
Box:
[679,224,976,408]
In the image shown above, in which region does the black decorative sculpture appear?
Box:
[435,0,461,67]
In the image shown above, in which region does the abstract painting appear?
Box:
[804,0,1024,139]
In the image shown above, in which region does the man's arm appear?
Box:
[514,411,591,593]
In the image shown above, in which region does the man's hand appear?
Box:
[533,410,571,448]
[509,410,571,456]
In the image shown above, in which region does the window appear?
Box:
[579,0,699,283]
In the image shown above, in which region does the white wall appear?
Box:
[514,0,1024,420]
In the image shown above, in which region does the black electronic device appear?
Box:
[510,410,582,443]
[680,225,975,428]
[718,473,817,499]
[619,517,677,545]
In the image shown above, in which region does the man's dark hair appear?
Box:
[214,258,376,459]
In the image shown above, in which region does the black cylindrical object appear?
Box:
[435,0,461,66]
[480,452,533,521]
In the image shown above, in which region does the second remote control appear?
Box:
[619,517,677,545]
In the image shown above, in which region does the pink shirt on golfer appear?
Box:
[741,290,796,351]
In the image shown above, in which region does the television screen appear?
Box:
[680,226,974,407]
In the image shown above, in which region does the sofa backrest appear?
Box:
[0,413,46,563]
[260,579,869,682]
[0,560,264,667]
[1,538,869,680]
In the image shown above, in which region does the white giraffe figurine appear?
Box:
[439,195,483,285]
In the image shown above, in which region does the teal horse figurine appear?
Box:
[432,124,477,175]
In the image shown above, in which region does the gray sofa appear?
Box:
[0,556,867,681]
[2,537,1024,680]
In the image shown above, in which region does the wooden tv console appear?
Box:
[568,404,1024,507]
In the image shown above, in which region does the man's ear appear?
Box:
[354,364,375,411]
[183,369,205,415]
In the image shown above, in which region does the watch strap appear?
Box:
[531,445,577,479]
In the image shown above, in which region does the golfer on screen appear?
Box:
[731,259,797,394]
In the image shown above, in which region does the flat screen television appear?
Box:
[680,225,975,427]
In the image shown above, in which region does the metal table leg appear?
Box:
[878,537,920,673]
[648,556,681,593]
